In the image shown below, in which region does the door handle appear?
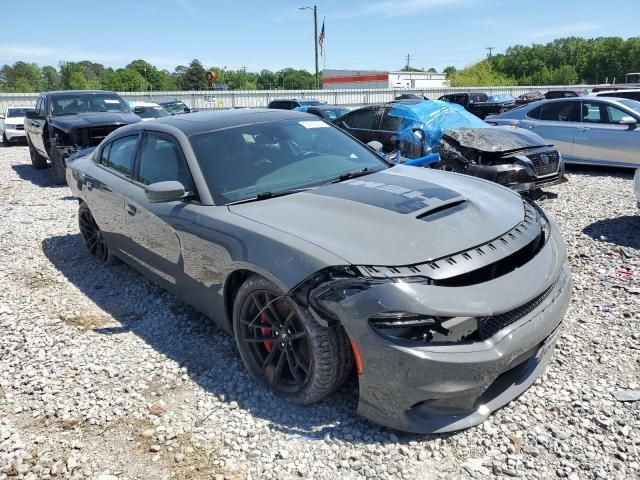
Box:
[579,127,590,132]
[126,203,137,216]
[527,124,536,129]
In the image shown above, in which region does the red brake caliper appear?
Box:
[260,314,273,352]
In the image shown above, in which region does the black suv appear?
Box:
[267,98,325,110]
[24,90,140,184]
[438,92,516,119]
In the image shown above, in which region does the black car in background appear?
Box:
[155,98,195,115]
[294,105,350,121]
[24,90,140,184]
[438,92,517,119]
[267,98,326,110]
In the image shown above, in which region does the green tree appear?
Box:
[42,66,61,91]
[180,59,208,90]
[448,61,515,87]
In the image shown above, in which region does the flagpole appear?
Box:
[322,16,326,71]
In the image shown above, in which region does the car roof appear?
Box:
[594,89,640,95]
[47,90,117,97]
[129,101,162,107]
[120,108,314,136]
[308,105,348,110]
[269,98,320,103]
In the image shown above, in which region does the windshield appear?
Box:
[299,100,324,106]
[50,93,129,116]
[617,99,640,114]
[190,118,388,204]
[138,107,169,118]
[321,108,350,120]
[488,94,515,103]
[161,101,189,115]
[7,108,32,118]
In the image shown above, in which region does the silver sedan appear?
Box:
[486,97,640,168]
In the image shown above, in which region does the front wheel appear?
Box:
[2,133,10,147]
[233,275,352,405]
[29,142,47,169]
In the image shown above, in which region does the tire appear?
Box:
[437,157,466,173]
[28,142,47,169]
[2,133,10,147]
[233,275,352,405]
[49,146,67,185]
[78,203,118,265]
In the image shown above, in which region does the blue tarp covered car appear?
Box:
[334,100,567,192]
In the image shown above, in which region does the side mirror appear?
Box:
[144,181,186,203]
[25,111,39,120]
[190,108,199,113]
[366,140,383,153]
[620,116,637,129]
[133,106,145,114]
[183,107,190,113]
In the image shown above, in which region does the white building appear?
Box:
[322,69,449,90]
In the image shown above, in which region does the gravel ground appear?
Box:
[0,144,638,480]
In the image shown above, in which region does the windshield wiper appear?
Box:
[54,112,79,116]
[330,167,376,183]
[226,188,310,205]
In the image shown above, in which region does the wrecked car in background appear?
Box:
[438,92,517,119]
[66,109,572,433]
[334,100,566,192]
[24,90,140,184]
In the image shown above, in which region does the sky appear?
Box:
[1,0,639,73]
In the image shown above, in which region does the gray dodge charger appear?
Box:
[66,109,572,433]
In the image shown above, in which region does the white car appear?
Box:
[635,169,640,207]
[128,101,169,121]
[1,106,34,146]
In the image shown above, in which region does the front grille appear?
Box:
[88,126,121,145]
[16,125,24,130]
[477,277,559,340]
[528,151,559,177]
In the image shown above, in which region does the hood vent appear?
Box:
[416,198,467,220]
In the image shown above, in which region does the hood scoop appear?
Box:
[415,197,467,220]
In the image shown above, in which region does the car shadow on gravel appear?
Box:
[11,163,62,188]
[583,216,640,250]
[42,233,448,444]
[565,164,635,180]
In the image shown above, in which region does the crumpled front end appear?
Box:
[299,204,571,433]
[438,128,567,192]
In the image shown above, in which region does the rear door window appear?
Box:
[539,101,580,122]
[137,133,195,192]
[342,108,378,129]
[527,105,542,120]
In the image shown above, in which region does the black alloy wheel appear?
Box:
[78,204,115,264]
[238,290,312,394]
[233,275,353,405]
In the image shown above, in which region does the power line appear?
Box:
[486,47,495,59]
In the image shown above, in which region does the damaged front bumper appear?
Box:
[312,227,571,433]
[467,151,567,192]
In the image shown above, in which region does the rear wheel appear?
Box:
[78,203,117,265]
[49,146,67,185]
[29,142,47,169]
[233,275,352,404]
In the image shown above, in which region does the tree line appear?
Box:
[446,36,640,87]
[1,36,639,92]
[0,59,317,93]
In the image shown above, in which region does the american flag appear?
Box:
[318,21,325,56]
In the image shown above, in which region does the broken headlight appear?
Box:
[527,200,551,244]
[368,312,480,345]
[304,269,431,325]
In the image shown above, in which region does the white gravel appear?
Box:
[0,144,638,480]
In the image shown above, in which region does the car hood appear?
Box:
[442,127,550,153]
[4,116,25,126]
[228,165,525,266]
[49,112,141,131]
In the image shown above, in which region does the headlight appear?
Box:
[4,123,16,129]
[527,200,551,244]
[368,312,479,345]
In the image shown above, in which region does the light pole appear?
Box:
[298,5,319,89]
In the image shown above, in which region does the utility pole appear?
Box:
[299,5,319,89]
[406,54,411,70]
[486,47,495,59]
